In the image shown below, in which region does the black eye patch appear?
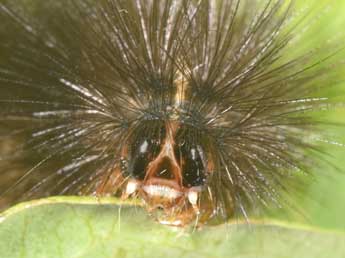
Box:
[176,144,207,187]
[125,121,166,180]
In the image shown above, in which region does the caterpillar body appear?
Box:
[0,0,344,226]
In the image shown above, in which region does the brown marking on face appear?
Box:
[144,121,182,183]
[139,121,185,207]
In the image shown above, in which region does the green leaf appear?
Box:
[1,197,344,258]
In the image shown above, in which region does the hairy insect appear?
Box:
[0,0,344,226]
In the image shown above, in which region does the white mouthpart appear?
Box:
[158,219,183,227]
[125,180,138,195]
[143,185,183,199]
[187,191,199,206]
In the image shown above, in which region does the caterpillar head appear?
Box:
[97,118,219,226]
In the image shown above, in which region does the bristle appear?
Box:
[0,0,344,224]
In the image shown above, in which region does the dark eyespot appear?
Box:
[176,144,207,187]
[126,122,166,180]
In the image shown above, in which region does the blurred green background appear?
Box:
[277,0,345,231]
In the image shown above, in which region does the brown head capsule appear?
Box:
[123,121,214,224]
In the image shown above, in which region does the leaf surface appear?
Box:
[0,197,344,258]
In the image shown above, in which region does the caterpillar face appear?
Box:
[122,121,211,212]
[0,0,343,226]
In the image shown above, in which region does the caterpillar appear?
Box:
[0,0,344,226]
